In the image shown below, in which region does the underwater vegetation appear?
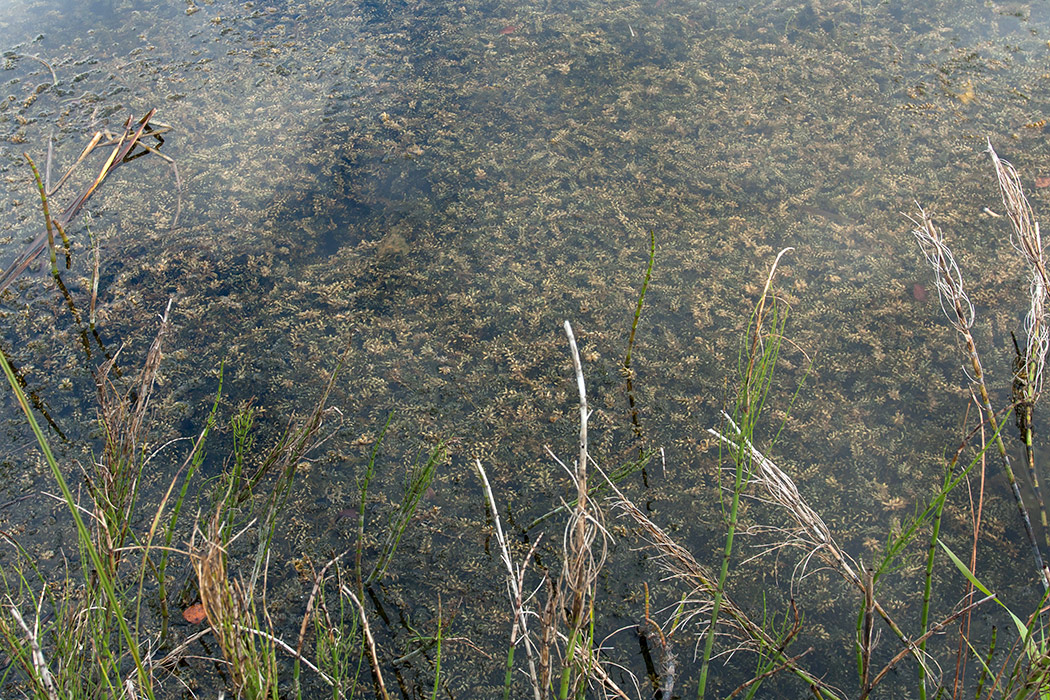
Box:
[2,144,1050,698]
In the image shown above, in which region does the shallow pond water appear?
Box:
[2,0,1050,697]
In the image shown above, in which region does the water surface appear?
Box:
[2,0,1050,696]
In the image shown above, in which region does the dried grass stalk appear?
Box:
[91,299,171,576]
[8,603,58,700]
[708,412,935,678]
[340,585,391,700]
[474,458,543,700]
[911,206,1050,590]
[191,509,278,698]
[989,142,1050,549]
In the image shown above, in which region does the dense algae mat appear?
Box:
[2,0,1050,695]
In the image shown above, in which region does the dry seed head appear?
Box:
[911,208,976,334]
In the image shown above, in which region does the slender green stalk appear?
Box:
[310,561,364,699]
[53,220,70,269]
[700,250,791,699]
[156,365,224,640]
[698,433,746,700]
[624,229,655,373]
[623,230,655,447]
[502,642,516,700]
[918,468,950,700]
[858,564,874,696]
[974,627,996,700]
[558,629,578,699]
[357,411,393,594]
[23,153,57,276]
[250,357,343,591]
[366,441,444,587]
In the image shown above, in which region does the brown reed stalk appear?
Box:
[90,299,171,577]
[911,206,1050,590]
[537,574,558,696]
[607,491,841,698]
[860,565,874,696]
[341,585,391,700]
[560,320,594,698]
[1,110,168,294]
[557,321,623,699]
[474,322,624,700]
[864,596,996,695]
[192,508,279,699]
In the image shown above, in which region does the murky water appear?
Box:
[2,0,1050,696]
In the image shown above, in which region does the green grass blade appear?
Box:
[938,539,1027,639]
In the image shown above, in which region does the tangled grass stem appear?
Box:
[912,208,1050,591]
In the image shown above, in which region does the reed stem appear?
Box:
[23,153,57,276]
[918,468,950,700]
[700,249,792,700]
[623,230,655,449]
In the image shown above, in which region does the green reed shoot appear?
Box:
[155,365,223,640]
[699,249,791,700]
[356,411,393,594]
[249,357,343,592]
[744,599,801,700]
[974,627,997,700]
[918,465,951,700]
[366,440,444,587]
[310,562,365,700]
[23,153,58,276]
[623,229,655,448]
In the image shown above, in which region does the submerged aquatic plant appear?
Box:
[7,112,1050,700]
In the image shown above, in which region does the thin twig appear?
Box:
[867,595,995,693]
[17,53,57,87]
[341,585,391,700]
